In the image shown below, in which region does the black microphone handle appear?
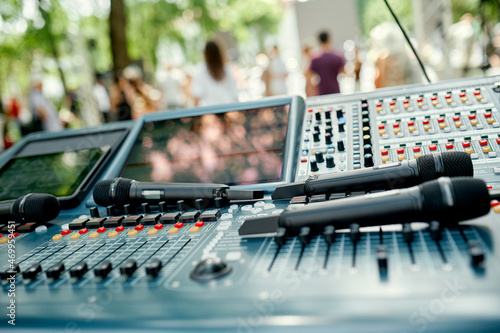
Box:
[128,182,230,203]
[0,200,15,219]
[278,187,423,233]
[305,160,420,195]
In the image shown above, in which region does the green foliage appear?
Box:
[357,0,413,38]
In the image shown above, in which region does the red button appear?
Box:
[479,139,488,146]
[396,148,405,154]
[381,149,389,156]
[308,109,313,113]
[79,228,89,234]
[0,234,2,238]
[437,117,445,123]
[403,99,410,104]
[491,200,500,207]
[174,222,184,228]
[462,141,471,148]
[445,143,454,149]
[422,119,430,125]
[116,226,125,232]
[488,185,493,190]
[195,221,205,227]
[431,95,438,101]
[468,114,476,120]
[413,146,421,152]
[452,115,460,121]
[390,100,396,106]
[61,229,71,236]
[301,158,307,163]
[407,120,415,126]
[429,144,437,151]
[376,102,383,108]
[417,97,424,103]
[393,123,400,128]
[484,112,492,118]
[154,223,164,230]
[459,92,466,98]
[8,233,18,239]
[378,124,385,130]
[445,93,452,99]
[496,138,500,145]
[474,90,481,96]
[97,227,107,233]
[134,225,144,231]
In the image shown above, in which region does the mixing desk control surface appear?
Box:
[1,77,500,332]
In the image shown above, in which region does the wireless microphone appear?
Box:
[240,177,490,236]
[93,178,264,207]
[0,193,61,223]
[272,151,473,200]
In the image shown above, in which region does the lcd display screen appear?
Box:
[121,104,290,185]
[0,147,108,201]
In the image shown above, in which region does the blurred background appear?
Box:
[1,0,500,150]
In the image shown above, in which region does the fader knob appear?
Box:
[364,144,372,155]
[326,155,335,168]
[325,133,332,145]
[159,201,167,213]
[141,203,151,214]
[337,140,345,152]
[106,205,116,217]
[145,258,163,278]
[120,259,138,278]
[90,207,100,218]
[315,151,324,163]
[123,204,132,215]
[310,159,319,172]
[364,153,374,167]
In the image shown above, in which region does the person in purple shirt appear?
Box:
[309,31,345,95]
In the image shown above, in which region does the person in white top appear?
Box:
[262,45,288,96]
[191,40,239,107]
[29,78,63,132]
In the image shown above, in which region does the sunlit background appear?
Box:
[1,0,499,150]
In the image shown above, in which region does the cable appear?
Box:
[383,0,432,84]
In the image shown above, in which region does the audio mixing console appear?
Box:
[1,76,500,332]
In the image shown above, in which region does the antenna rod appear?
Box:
[383,0,432,84]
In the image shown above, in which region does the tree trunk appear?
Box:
[109,0,131,78]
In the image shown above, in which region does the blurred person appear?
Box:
[93,73,111,122]
[191,40,239,106]
[110,72,132,121]
[448,13,476,77]
[261,45,288,96]
[29,78,63,132]
[308,31,345,95]
[123,65,160,120]
[371,23,415,88]
[302,43,318,97]
[159,63,185,110]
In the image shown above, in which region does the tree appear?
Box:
[109,0,131,77]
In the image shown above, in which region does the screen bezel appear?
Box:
[0,125,131,208]
[0,146,110,204]
[117,96,305,192]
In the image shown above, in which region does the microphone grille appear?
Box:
[417,152,473,182]
[14,194,60,223]
[93,179,114,207]
[93,178,133,207]
[420,177,490,222]
[441,151,473,177]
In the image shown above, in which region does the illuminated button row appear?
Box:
[54,221,207,240]
[380,139,498,162]
[375,89,485,113]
